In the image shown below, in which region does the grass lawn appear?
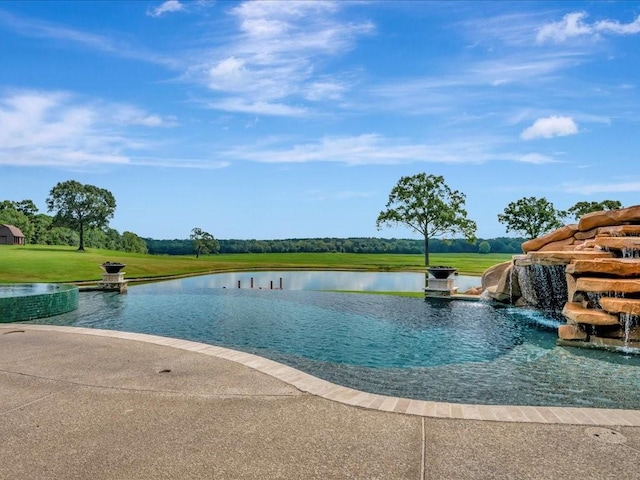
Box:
[0,244,512,283]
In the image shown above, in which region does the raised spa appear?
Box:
[0,283,79,323]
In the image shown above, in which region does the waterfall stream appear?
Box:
[514,264,567,317]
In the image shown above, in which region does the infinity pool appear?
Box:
[29,274,640,408]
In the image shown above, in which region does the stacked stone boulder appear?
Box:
[483,205,640,350]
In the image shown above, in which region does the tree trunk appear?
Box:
[424,235,429,267]
[78,223,85,251]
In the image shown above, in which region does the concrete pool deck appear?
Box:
[2,325,640,479]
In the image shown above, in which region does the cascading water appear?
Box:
[622,247,640,259]
[620,313,640,343]
[514,264,567,317]
[588,291,626,309]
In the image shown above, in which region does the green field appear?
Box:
[0,245,512,283]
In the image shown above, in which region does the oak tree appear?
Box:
[565,200,622,220]
[190,227,219,258]
[376,173,477,266]
[498,196,564,239]
[46,180,116,251]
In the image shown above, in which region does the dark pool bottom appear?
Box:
[29,279,640,409]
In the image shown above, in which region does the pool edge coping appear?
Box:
[6,324,640,427]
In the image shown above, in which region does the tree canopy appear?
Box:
[46,180,116,251]
[497,196,564,239]
[565,200,622,220]
[190,227,220,258]
[376,173,477,266]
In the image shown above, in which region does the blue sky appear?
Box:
[1,1,639,240]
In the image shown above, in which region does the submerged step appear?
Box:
[562,302,620,326]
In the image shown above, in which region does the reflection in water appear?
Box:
[162,271,481,292]
[0,283,61,297]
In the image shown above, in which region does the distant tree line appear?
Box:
[4,176,622,257]
[144,236,526,256]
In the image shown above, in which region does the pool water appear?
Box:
[29,276,640,408]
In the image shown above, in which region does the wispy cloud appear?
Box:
[365,49,586,119]
[0,8,178,68]
[517,153,561,164]
[221,133,525,166]
[130,157,229,169]
[537,11,640,44]
[189,0,374,115]
[521,115,578,140]
[147,0,185,18]
[0,90,178,168]
[108,105,179,128]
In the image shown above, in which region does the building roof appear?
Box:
[0,224,25,237]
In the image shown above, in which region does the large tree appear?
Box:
[376,173,477,267]
[190,227,219,258]
[498,196,564,239]
[565,200,622,220]
[46,180,116,251]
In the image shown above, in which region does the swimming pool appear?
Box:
[28,274,640,409]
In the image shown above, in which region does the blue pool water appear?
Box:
[30,274,640,408]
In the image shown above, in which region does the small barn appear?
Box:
[0,224,25,245]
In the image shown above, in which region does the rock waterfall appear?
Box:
[483,205,640,351]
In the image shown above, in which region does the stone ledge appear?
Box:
[575,277,640,294]
[521,225,578,253]
[598,225,640,236]
[578,205,640,231]
[599,297,640,315]
[595,236,640,251]
[566,258,640,277]
[520,250,613,265]
[562,302,619,326]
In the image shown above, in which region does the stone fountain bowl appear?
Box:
[101,262,126,274]
[427,266,457,279]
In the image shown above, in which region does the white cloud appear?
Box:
[190,0,374,115]
[110,105,179,127]
[131,157,230,169]
[222,133,512,166]
[208,98,307,117]
[596,16,640,35]
[537,12,592,44]
[520,115,578,140]
[518,153,560,164]
[0,90,176,168]
[537,11,640,44]
[147,0,185,18]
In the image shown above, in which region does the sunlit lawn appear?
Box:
[0,244,512,283]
